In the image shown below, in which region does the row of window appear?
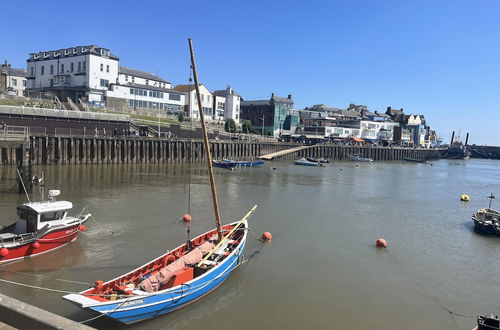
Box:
[35,61,87,76]
[128,99,181,112]
[11,78,27,87]
[124,75,167,88]
[129,88,181,101]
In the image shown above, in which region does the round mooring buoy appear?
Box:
[79,225,86,232]
[262,232,273,240]
[0,248,9,257]
[461,194,470,202]
[182,214,192,222]
[376,238,388,248]
[32,242,40,249]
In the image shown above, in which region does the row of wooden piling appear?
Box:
[0,136,442,165]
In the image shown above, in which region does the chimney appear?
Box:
[271,93,274,98]
[387,106,391,111]
[288,94,292,99]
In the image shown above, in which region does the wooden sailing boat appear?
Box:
[63,39,257,324]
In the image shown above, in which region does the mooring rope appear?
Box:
[384,249,476,328]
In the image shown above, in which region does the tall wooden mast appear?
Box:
[188,38,223,241]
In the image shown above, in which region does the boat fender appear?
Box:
[376,238,387,248]
[79,225,86,232]
[32,242,40,249]
[261,232,273,240]
[0,248,9,257]
[461,194,470,202]
[182,214,192,222]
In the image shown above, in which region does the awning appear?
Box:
[351,137,364,142]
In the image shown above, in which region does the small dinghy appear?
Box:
[306,156,330,164]
[0,190,91,264]
[402,157,427,163]
[294,158,322,167]
[213,159,265,168]
[350,154,373,163]
[472,194,500,235]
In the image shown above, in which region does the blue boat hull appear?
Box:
[213,160,265,168]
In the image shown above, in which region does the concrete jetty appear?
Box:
[0,292,93,329]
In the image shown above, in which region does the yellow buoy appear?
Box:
[461,194,470,202]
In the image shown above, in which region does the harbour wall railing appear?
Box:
[0,135,443,165]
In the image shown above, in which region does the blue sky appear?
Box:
[2,0,499,145]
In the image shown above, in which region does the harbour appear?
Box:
[0,159,499,329]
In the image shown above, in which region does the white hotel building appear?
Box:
[26,45,185,114]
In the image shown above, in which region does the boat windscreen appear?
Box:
[40,211,66,222]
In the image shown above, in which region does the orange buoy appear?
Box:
[79,225,86,232]
[0,248,9,257]
[32,242,40,249]
[182,214,192,222]
[376,238,388,248]
[261,232,273,240]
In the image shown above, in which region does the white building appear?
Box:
[26,45,184,113]
[1,62,26,96]
[173,84,213,120]
[212,85,241,124]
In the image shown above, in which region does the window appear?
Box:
[70,63,74,72]
[130,88,134,94]
[82,61,86,71]
[201,94,204,102]
[100,79,109,87]
[125,75,128,82]
[129,99,133,107]
[169,94,181,101]
[106,65,109,73]
[132,76,135,83]
[100,63,103,72]
[145,80,149,85]
[50,65,54,74]
[78,62,81,72]
[22,80,26,87]
[17,209,38,222]
[61,64,64,73]
[41,66,44,75]
[217,102,225,110]
[40,211,65,222]
[207,95,211,103]
[30,67,34,76]
[11,78,17,86]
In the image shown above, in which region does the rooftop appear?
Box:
[29,45,119,61]
[173,84,207,93]
[20,200,73,213]
[0,66,26,77]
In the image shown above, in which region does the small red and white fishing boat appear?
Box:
[0,190,91,264]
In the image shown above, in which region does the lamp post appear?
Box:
[260,115,265,136]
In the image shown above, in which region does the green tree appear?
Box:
[241,120,253,134]
[177,112,185,122]
[224,119,237,133]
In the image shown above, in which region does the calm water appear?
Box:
[1,159,500,329]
